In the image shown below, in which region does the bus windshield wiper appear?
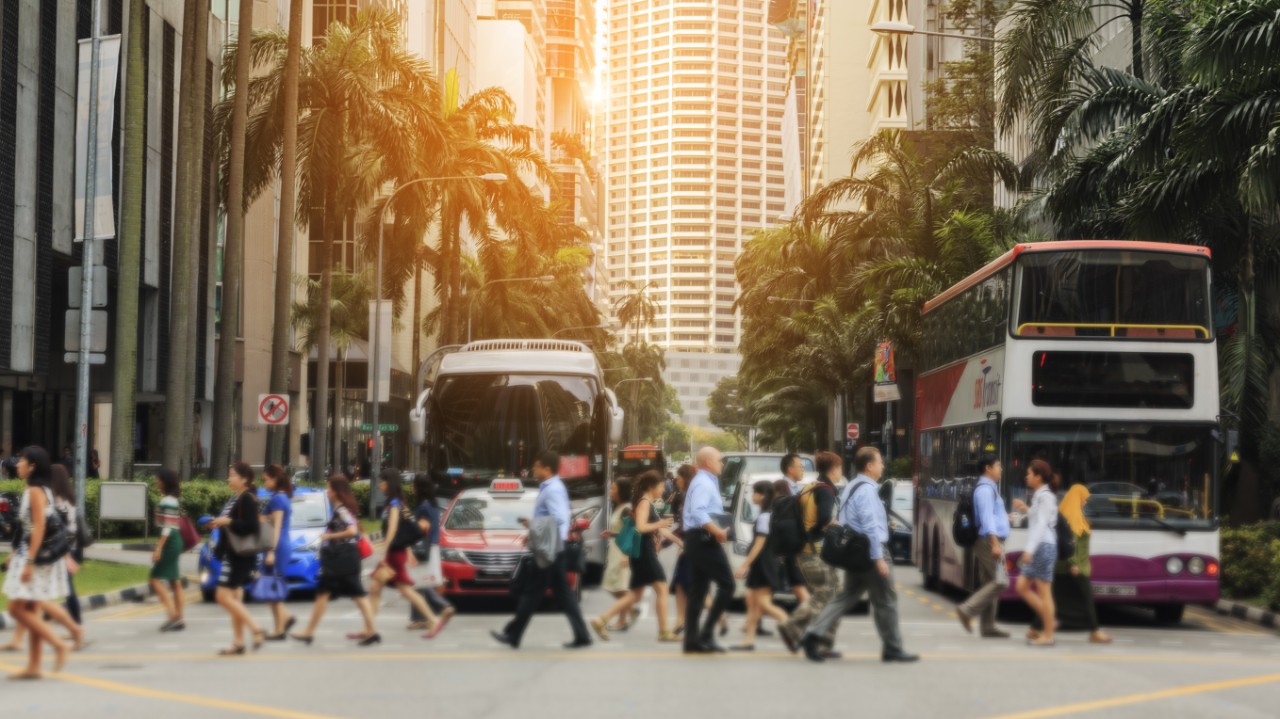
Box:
[1147,516,1187,536]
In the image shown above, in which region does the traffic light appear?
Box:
[367,438,374,451]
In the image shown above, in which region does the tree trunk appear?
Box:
[162,0,207,479]
[448,217,463,344]
[210,0,253,476]
[1130,1,1144,82]
[312,194,335,478]
[181,0,211,479]
[334,354,344,473]
[266,0,304,466]
[108,0,148,479]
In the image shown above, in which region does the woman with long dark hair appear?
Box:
[599,478,634,630]
[1014,459,1059,647]
[261,464,296,640]
[2,446,70,678]
[47,465,87,644]
[669,464,697,636]
[590,471,681,642]
[291,476,378,646]
[409,473,455,639]
[364,469,436,638]
[206,462,265,655]
[732,480,789,650]
[150,469,186,632]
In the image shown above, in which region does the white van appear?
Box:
[719,453,817,600]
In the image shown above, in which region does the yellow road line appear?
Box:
[980,672,1280,719]
[100,589,201,621]
[0,661,343,719]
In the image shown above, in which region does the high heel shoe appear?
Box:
[357,633,382,647]
[290,633,314,646]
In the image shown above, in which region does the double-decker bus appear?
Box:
[914,241,1222,623]
[409,339,625,579]
[615,445,668,481]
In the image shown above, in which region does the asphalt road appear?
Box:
[1,551,1277,719]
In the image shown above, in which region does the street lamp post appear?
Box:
[465,275,555,343]
[370,172,506,513]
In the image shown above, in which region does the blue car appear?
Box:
[198,487,331,601]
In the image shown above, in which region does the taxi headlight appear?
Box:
[1187,557,1206,575]
[1165,557,1184,575]
[440,547,467,563]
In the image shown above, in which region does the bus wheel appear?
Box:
[1154,604,1185,624]
[923,532,939,590]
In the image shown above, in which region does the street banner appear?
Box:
[75,35,122,241]
[873,340,901,403]
[368,300,392,403]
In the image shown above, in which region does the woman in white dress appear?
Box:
[2,446,71,679]
[599,480,634,631]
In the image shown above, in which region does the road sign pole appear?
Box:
[74,0,105,516]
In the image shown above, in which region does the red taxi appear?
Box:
[437,478,582,597]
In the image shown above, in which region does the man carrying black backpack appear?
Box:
[777,451,841,658]
[956,454,1011,638]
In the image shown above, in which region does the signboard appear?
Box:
[99,482,148,537]
[64,309,108,352]
[846,423,860,440]
[359,423,399,432]
[258,394,290,425]
[367,300,392,403]
[873,340,901,403]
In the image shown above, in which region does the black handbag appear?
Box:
[389,504,424,551]
[319,541,361,577]
[33,490,72,566]
[819,482,874,574]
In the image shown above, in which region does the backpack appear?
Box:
[952,486,981,549]
[769,487,810,556]
[1054,512,1076,559]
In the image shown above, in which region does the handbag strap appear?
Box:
[835,480,875,527]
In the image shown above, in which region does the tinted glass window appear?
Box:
[444,497,536,531]
[1032,352,1194,408]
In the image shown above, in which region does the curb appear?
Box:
[1217,598,1279,629]
[0,577,192,631]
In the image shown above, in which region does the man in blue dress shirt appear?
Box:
[492,450,592,650]
[800,447,917,663]
[682,446,734,653]
[957,454,1011,638]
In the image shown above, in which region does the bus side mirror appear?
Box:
[983,411,1001,454]
[409,389,430,446]
[604,389,624,444]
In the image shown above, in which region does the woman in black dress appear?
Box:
[291,476,379,646]
[732,481,789,651]
[589,471,682,642]
[207,462,266,656]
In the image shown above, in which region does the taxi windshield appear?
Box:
[444,496,536,531]
[291,496,329,528]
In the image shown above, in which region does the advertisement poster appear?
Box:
[874,340,901,402]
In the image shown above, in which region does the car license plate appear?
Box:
[477,569,511,582]
[1094,585,1137,596]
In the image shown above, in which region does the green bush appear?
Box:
[1219,522,1280,609]
[886,457,915,480]
[2,477,234,538]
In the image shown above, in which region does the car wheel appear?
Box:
[1154,604,1185,624]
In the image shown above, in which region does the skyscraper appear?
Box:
[602,0,788,429]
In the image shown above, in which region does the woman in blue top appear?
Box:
[409,474,455,639]
[261,465,295,640]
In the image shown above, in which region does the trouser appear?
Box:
[958,546,1006,632]
[803,546,904,656]
[780,550,839,650]
[65,566,81,625]
[683,530,734,650]
[409,585,453,622]
[503,550,589,645]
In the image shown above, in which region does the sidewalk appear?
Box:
[1217,598,1279,630]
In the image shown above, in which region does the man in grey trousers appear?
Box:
[956,454,1012,637]
[800,447,917,664]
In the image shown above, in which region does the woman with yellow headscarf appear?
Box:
[1031,474,1112,644]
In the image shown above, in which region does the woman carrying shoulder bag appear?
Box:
[291,476,378,646]
[364,469,436,639]
[206,462,266,656]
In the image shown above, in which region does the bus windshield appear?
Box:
[1014,251,1210,338]
[1006,422,1216,529]
[426,374,604,491]
[616,447,666,479]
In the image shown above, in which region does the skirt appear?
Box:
[378,548,413,586]
[2,553,70,601]
[218,554,257,589]
[150,534,184,581]
[1022,544,1058,582]
[746,554,781,590]
[628,551,666,589]
[602,544,631,594]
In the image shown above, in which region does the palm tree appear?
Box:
[612,280,659,344]
[162,0,210,479]
[223,8,444,476]
[108,0,148,479]
[265,0,305,466]
[290,271,372,472]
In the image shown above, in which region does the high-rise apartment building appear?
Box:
[603,0,788,429]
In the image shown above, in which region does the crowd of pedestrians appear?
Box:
[1,440,1122,677]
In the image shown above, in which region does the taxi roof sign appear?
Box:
[489,479,525,493]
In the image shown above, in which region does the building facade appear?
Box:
[602,0,787,429]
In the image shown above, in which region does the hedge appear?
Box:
[1219,522,1280,610]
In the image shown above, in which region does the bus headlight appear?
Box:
[1186,557,1206,575]
[1165,557,1184,575]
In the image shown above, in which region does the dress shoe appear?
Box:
[697,639,727,653]
[957,610,973,634]
[490,630,519,649]
[801,634,825,663]
[881,650,919,663]
[981,629,1010,639]
[820,649,843,660]
[563,638,592,650]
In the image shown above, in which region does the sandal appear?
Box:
[251,631,266,651]
[218,645,246,656]
[658,631,680,643]
[7,671,42,680]
[1026,638,1056,647]
[1089,632,1113,645]
[590,617,611,641]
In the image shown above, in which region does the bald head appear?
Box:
[695,446,723,475]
